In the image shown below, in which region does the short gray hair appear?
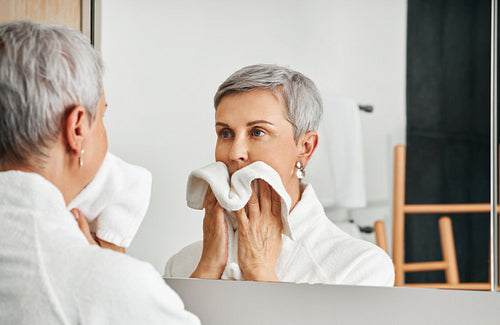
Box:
[0,21,103,167]
[214,64,323,140]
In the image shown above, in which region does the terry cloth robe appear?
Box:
[165,184,395,286]
[0,170,199,325]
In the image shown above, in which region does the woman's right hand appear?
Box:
[71,208,126,253]
[190,187,228,279]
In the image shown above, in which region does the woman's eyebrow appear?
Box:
[247,120,274,127]
[216,120,275,127]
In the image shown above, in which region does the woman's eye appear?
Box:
[219,130,233,138]
[252,129,266,137]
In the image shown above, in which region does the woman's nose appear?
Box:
[228,136,248,162]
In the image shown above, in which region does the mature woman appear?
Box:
[166,64,395,286]
[0,21,198,324]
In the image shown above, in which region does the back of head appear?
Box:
[214,64,323,140]
[0,21,103,168]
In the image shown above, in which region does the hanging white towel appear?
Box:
[67,152,152,247]
[305,97,367,208]
[186,161,293,239]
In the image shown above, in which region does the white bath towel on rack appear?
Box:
[305,96,366,209]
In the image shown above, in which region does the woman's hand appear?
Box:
[72,208,99,245]
[96,238,126,253]
[190,187,228,279]
[236,179,283,282]
[71,209,126,253]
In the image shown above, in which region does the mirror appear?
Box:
[99,0,491,288]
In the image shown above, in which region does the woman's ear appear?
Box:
[65,105,88,155]
[297,131,319,167]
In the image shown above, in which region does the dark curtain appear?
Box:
[406,0,491,283]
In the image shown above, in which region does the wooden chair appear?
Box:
[375,144,496,290]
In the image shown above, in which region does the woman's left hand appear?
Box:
[235,179,283,282]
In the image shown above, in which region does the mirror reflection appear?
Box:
[402,0,491,287]
[164,64,394,285]
[100,0,491,289]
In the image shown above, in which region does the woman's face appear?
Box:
[215,89,301,198]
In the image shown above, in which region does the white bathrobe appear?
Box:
[165,184,395,286]
[0,171,199,325]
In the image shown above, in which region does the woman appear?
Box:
[166,64,395,286]
[0,21,198,324]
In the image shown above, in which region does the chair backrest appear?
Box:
[386,145,492,287]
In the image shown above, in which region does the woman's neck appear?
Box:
[287,179,305,212]
[2,146,79,206]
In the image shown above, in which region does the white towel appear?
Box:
[222,212,242,280]
[67,152,152,247]
[186,161,293,239]
[186,161,293,280]
[305,97,367,208]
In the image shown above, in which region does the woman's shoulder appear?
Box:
[164,241,203,278]
[62,246,199,324]
[298,216,394,286]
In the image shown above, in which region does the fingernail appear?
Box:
[71,209,79,219]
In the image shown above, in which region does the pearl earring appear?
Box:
[79,149,84,167]
[296,161,305,179]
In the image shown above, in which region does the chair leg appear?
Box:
[374,220,389,254]
[438,216,459,284]
[393,145,406,286]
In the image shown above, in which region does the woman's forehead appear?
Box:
[215,90,287,122]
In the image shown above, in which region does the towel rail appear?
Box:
[358,104,373,113]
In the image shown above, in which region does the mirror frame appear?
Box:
[489,0,498,292]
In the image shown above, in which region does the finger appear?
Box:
[97,238,126,253]
[235,208,248,230]
[257,179,271,212]
[203,186,217,208]
[213,203,226,224]
[270,188,282,222]
[246,180,260,219]
[203,202,226,239]
[71,209,98,245]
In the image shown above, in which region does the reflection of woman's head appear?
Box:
[213,64,322,207]
[214,64,323,141]
[0,21,107,204]
[0,21,104,169]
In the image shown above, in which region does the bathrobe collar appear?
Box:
[0,170,67,216]
[287,184,325,239]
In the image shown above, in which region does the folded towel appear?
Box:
[186,161,293,239]
[67,152,152,247]
[305,97,367,208]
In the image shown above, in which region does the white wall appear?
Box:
[100,0,407,272]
